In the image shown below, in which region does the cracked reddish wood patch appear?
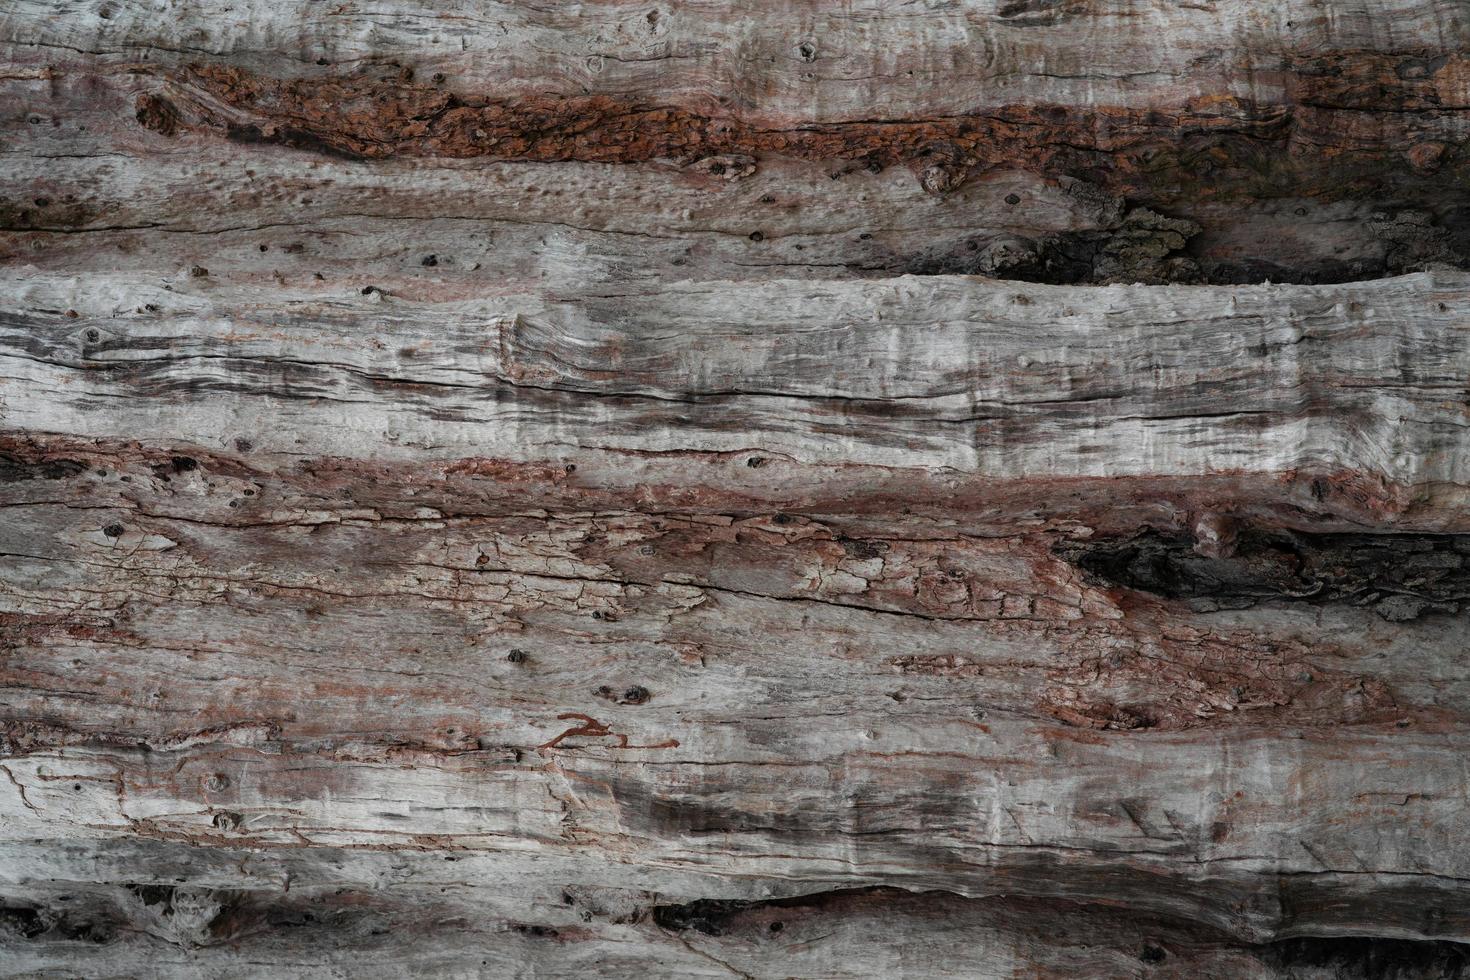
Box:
[140,60,1470,210]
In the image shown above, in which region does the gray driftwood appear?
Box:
[4,2,1470,977]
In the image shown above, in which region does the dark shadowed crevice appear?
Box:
[1262,936,1470,979]
[0,905,48,939]
[652,898,761,936]
[0,452,88,482]
[1060,529,1470,620]
[894,204,1470,286]
[899,206,1205,285]
[650,887,1470,978]
[652,888,925,937]
[0,904,117,944]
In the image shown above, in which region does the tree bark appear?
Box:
[4,3,1470,976]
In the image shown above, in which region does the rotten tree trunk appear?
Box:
[3,3,1470,977]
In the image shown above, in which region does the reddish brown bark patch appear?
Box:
[134,93,181,137]
[148,62,1469,203]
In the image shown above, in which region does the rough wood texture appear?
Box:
[4,3,1470,977]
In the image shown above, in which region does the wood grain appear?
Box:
[4,3,1470,976]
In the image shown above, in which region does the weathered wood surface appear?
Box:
[4,3,1470,977]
